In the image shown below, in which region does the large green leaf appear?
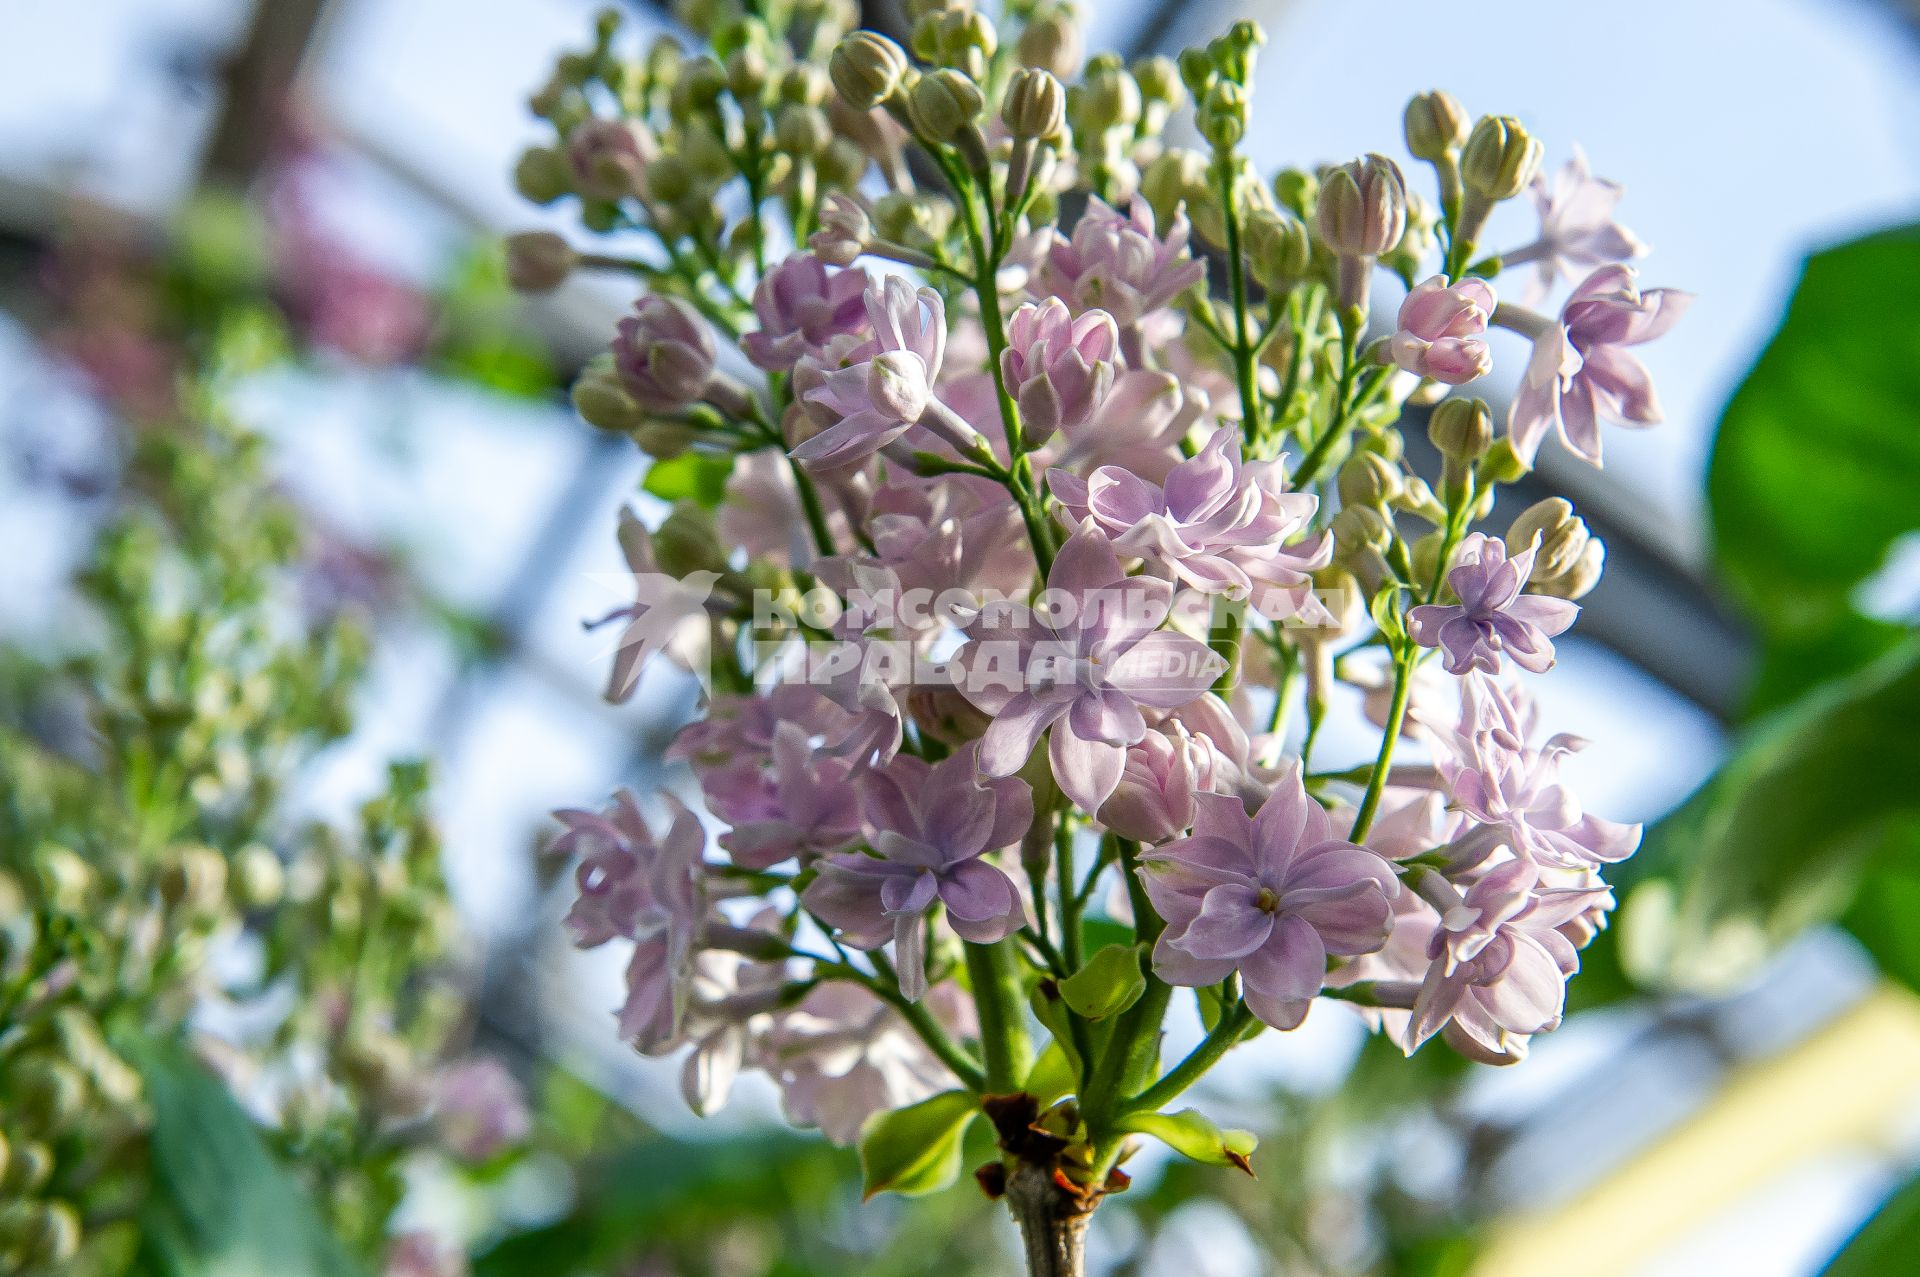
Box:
[136,1042,367,1277]
[1817,1168,1920,1277]
[1622,639,1920,991]
[1707,223,1920,713]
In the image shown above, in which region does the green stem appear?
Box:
[1056,821,1083,973]
[1291,327,1359,488]
[963,938,1032,1092]
[813,960,987,1092]
[1128,1003,1259,1113]
[1349,647,1414,842]
[1217,157,1265,444]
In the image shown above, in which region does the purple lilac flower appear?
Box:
[758,981,975,1145]
[802,743,1031,999]
[432,1058,531,1163]
[1406,858,1610,1059]
[952,522,1224,813]
[565,118,656,202]
[1000,298,1119,435]
[1437,674,1641,870]
[1143,776,1399,1030]
[552,790,706,1051]
[1407,533,1579,675]
[705,721,862,869]
[743,253,871,372]
[1051,369,1205,484]
[1506,146,1647,304]
[678,927,791,1116]
[792,277,973,470]
[1388,275,1495,385]
[590,507,719,703]
[1049,425,1329,609]
[1038,195,1206,329]
[611,295,716,412]
[1098,722,1242,844]
[1506,264,1691,466]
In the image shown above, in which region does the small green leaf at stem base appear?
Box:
[1117,1108,1258,1175]
[856,1088,980,1199]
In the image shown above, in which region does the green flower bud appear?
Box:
[1,1200,79,1268]
[1338,451,1404,510]
[4,1141,53,1194]
[1428,396,1494,461]
[1410,531,1446,586]
[725,45,770,103]
[1070,62,1142,134]
[35,846,92,912]
[512,145,571,205]
[503,230,577,293]
[907,68,986,143]
[686,54,729,108]
[1133,54,1183,107]
[1461,114,1542,202]
[927,8,995,78]
[774,103,831,157]
[157,844,227,916]
[781,65,831,107]
[1313,564,1367,637]
[654,502,729,578]
[1316,154,1407,258]
[15,1058,88,1135]
[1140,146,1211,233]
[1331,503,1392,553]
[1403,89,1469,161]
[1003,67,1066,140]
[634,419,698,460]
[571,355,646,433]
[1177,47,1216,98]
[1273,166,1318,220]
[830,31,911,110]
[1198,80,1248,150]
[1477,436,1533,485]
[232,844,285,910]
[1016,12,1081,80]
[1244,209,1312,292]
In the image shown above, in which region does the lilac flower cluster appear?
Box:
[512,2,1684,1259]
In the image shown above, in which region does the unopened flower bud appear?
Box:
[1003,67,1066,140]
[566,118,656,202]
[158,844,228,916]
[1477,436,1533,484]
[1070,62,1142,134]
[929,8,996,76]
[0,1201,79,1268]
[908,68,986,143]
[1403,90,1469,161]
[1339,451,1404,509]
[634,418,698,459]
[1534,537,1605,600]
[1332,505,1393,591]
[512,145,571,205]
[231,844,285,909]
[809,192,871,266]
[571,355,646,432]
[1273,167,1317,220]
[503,231,577,293]
[830,31,910,110]
[1461,114,1542,202]
[1140,147,1213,238]
[1133,54,1183,107]
[781,65,830,107]
[5,1141,52,1194]
[1017,12,1081,79]
[1313,564,1367,637]
[1316,154,1407,258]
[1198,80,1248,150]
[774,102,831,157]
[654,503,729,578]
[1508,498,1592,581]
[36,847,92,912]
[671,57,728,118]
[612,295,716,410]
[725,45,769,103]
[1428,396,1493,461]
[15,1058,87,1135]
[1244,209,1312,292]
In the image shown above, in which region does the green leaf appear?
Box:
[1023,1040,1078,1107]
[642,451,735,509]
[1622,638,1920,991]
[1817,1168,1920,1277]
[856,1089,979,1199]
[1707,223,1920,713]
[135,1041,367,1277]
[1118,1108,1257,1173]
[1058,944,1147,1021]
[1369,586,1406,645]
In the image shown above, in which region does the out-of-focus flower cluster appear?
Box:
[511,0,1686,1253]
[0,314,530,1276]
